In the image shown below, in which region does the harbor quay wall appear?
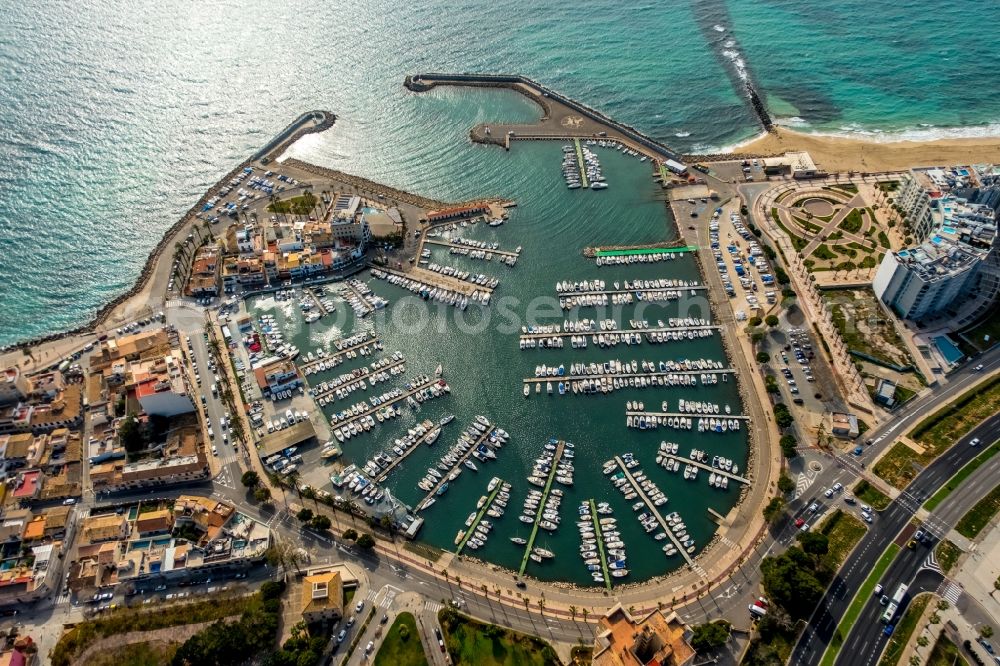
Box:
[405,73,686,164]
[6,110,336,355]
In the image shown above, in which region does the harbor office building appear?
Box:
[873,166,999,321]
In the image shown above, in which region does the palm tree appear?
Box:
[538,599,545,615]
[569,606,577,622]
[581,608,588,623]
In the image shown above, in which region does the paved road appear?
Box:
[791,413,1000,666]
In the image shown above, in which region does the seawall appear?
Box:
[5,111,336,353]
[405,73,686,164]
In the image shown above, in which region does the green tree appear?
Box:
[296,508,313,523]
[777,473,795,494]
[241,470,260,488]
[761,547,825,619]
[342,528,358,541]
[356,533,375,550]
[765,315,779,327]
[254,486,272,503]
[773,403,794,429]
[756,351,770,364]
[310,515,331,531]
[779,434,798,458]
[763,497,786,524]
[690,621,730,652]
[748,316,763,327]
[797,531,829,559]
[118,412,145,453]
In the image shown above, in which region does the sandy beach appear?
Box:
[734,127,1000,173]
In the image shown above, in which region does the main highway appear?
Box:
[791,407,1000,666]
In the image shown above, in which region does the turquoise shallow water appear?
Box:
[2,0,999,343]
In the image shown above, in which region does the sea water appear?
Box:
[2,0,999,343]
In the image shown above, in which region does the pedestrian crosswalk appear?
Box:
[938,580,962,605]
[425,601,442,614]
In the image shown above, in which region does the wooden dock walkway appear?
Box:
[518,439,566,577]
[423,238,520,258]
[523,368,736,384]
[416,421,496,511]
[613,455,694,569]
[661,453,750,485]
[519,324,720,341]
[455,478,505,555]
[573,139,590,188]
[311,357,406,401]
[372,420,451,483]
[330,376,445,433]
[587,499,612,592]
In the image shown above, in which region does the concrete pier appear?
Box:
[587,499,613,592]
[422,238,521,258]
[613,456,695,569]
[310,357,406,401]
[455,479,505,555]
[518,440,567,576]
[625,410,750,421]
[376,265,494,298]
[555,285,708,297]
[573,139,590,188]
[372,421,451,484]
[522,368,736,383]
[660,453,750,485]
[416,421,496,511]
[519,324,720,341]
[299,335,382,374]
[330,376,444,433]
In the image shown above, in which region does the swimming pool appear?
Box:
[933,335,965,365]
[942,226,956,234]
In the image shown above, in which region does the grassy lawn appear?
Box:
[935,540,962,574]
[267,192,317,215]
[877,181,900,192]
[773,207,809,251]
[878,231,891,248]
[956,485,1000,539]
[819,510,867,568]
[874,443,926,489]
[793,215,824,233]
[374,612,428,666]
[879,593,931,666]
[909,374,1000,451]
[814,244,837,260]
[962,301,1000,351]
[821,544,900,666]
[927,630,969,666]
[859,255,878,269]
[839,209,864,234]
[438,609,559,666]
[853,479,892,510]
[925,441,1000,511]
